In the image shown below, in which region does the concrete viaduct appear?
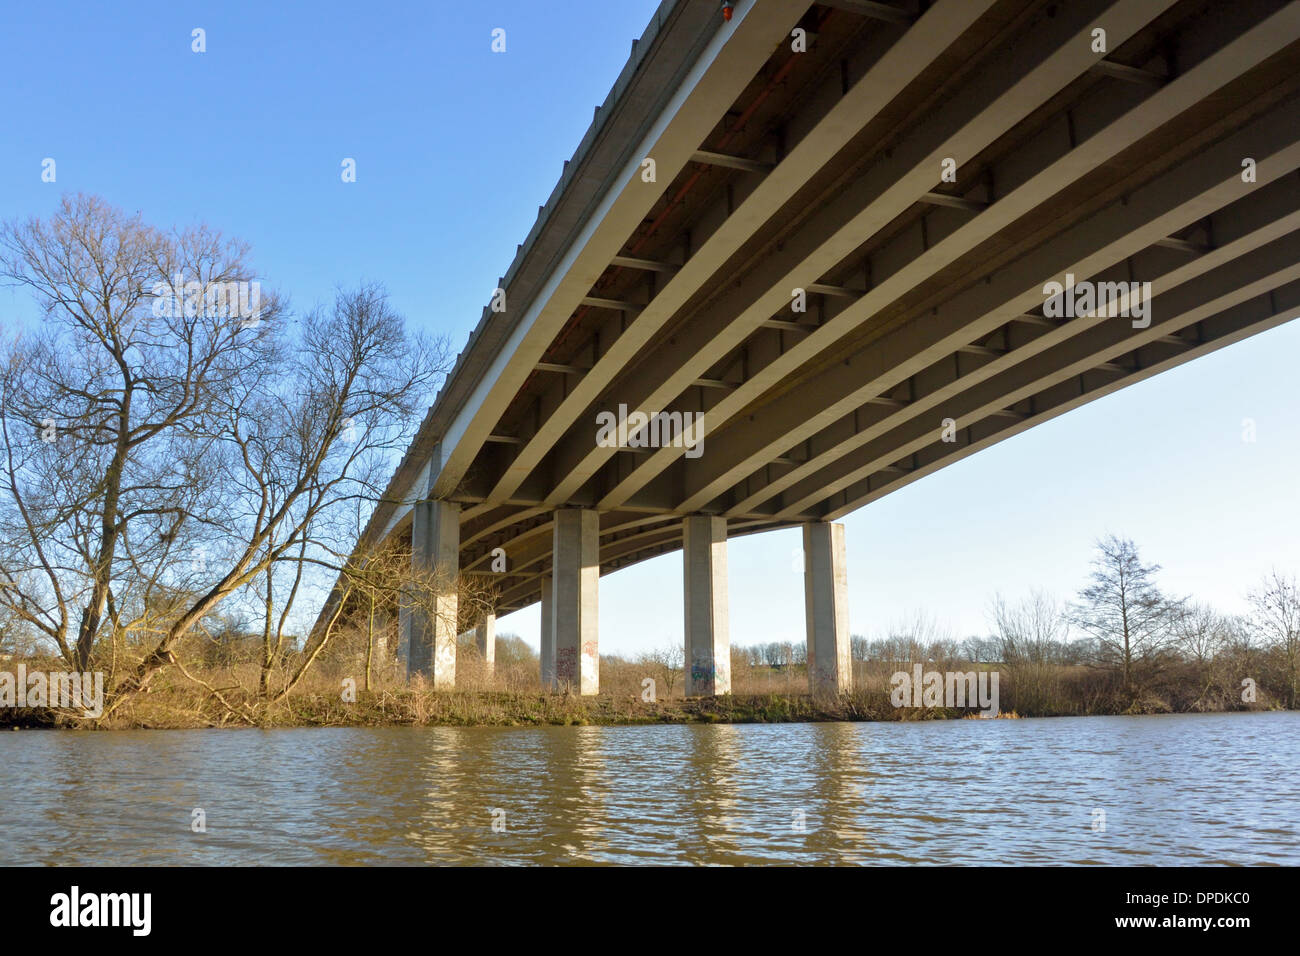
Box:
[327,0,1300,696]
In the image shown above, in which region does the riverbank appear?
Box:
[4,648,1286,729]
[4,690,964,729]
[5,686,1280,730]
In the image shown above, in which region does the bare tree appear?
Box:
[0,600,39,659]
[877,610,955,665]
[108,283,444,712]
[0,193,283,672]
[0,195,447,717]
[641,644,684,696]
[1070,535,1183,701]
[1174,602,1230,665]
[993,589,1072,664]
[1172,602,1240,709]
[992,589,1072,713]
[960,636,1001,664]
[1248,569,1300,708]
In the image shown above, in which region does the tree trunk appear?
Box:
[364,590,375,693]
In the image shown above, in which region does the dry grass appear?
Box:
[2,644,1284,730]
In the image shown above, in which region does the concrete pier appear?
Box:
[539,574,555,690]
[406,499,460,689]
[552,509,599,695]
[475,611,496,676]
[803,521,851,696]
[683,515,731,696]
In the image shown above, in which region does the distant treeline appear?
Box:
[725,534,1298,715]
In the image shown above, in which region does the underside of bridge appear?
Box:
[332,0,1300,696]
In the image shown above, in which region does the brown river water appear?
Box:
[1,712,1296,865]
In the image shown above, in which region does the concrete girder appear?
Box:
[462,518,555,574]
[824,279,1300,520]
[593,4,1300,512]
[707,106,1300,515]
[757,202,1300,518]
[459,505,548,553]
[465,513,687,610]
[819,1,917,26]
[784,247,1300,520]
[429,0,809,501]
[493,525,683,612]
[543,0,1182,511]
[481,0,999,508]
[610,254,679,273]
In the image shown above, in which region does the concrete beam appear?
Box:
[580,0,1187,511]
[431,0,810,500]
[1090,58,1166,87]
[490,514,686,610]
[819,0,916,25]
[683,516,731,696]
[581,296,643,313]
[691,149,773,173]
[826,284,1300,520]
[767,181,1300,519]
[621,4,1300,513]
[552,509,600,695]
[702,92,1300,516]
[406,499,460,688]
[761,319,815,332]
[803,522,851,697]
[460,504,548,551]
[610,254,678,273]
[801,247,1300,521]
[535,362,586,374]
[482,0,1001,508]
[919,191,988,212]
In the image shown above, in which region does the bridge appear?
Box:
[330,0,1300,696]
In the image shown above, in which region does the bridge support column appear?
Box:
[552,509,599,695]
[539,574,555,690]
[475,611,496,677]
[406,499,459,689]
[803,521,851,697]
[396,605,410,667]
[683,516,731,696]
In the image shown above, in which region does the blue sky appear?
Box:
[2,1,1297,657]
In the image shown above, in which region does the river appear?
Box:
[2,712,1295,865]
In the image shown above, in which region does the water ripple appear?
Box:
[0,712,1296,865]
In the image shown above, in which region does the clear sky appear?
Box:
[2,1,1296,657]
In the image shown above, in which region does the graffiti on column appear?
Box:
[691,662,716,683]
